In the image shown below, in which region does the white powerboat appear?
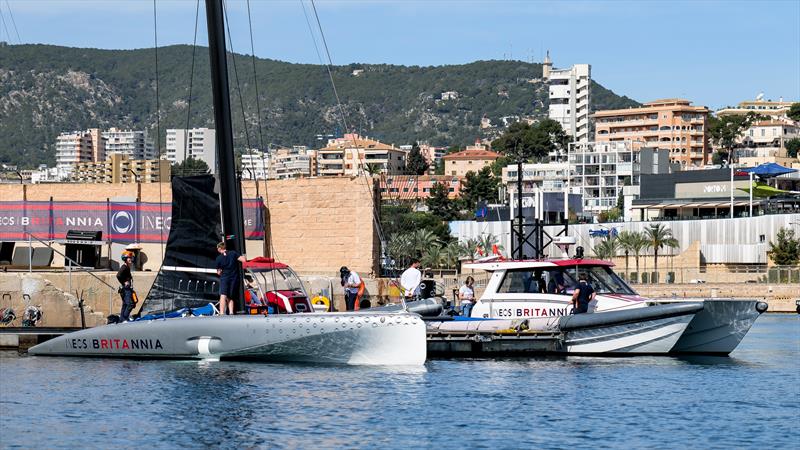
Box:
[457,258,766,355]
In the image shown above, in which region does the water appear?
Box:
[1,315,798,449]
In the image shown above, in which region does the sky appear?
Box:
[2,0,799,109]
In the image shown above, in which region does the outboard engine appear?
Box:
[419,279,437,299]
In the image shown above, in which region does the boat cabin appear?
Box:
[242,257,314,314]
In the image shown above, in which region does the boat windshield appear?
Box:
[251,268,306,294]
[562,266,636,295]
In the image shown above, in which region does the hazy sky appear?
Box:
[2,0,799,109]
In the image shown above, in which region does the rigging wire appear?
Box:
[152,0,165,257]
[2,0,20,43]
[222,0,254,157]
[0,6,10,43]
[182,0,201,165]
[299,0,325,66]
[308,0,407,291]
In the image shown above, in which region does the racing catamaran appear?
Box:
[29,0,426,365]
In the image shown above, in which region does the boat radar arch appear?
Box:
[554,236,577,258]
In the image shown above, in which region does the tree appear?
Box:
[434,159,445,175]
[616,231,640,278]
[425,182,459,221]
[788,103,800,122]
[630,232,649,280]
[491,119,567,162]
[708,113,759,163]
[593,237,619,261]
[768,227,800,266]
[489,155,513,177]
[643,224,679,279]
[172,158,209,178]
[405,142,429,175]
[459,166,498,211]
[364,163,382,176]
[785,138,800,159]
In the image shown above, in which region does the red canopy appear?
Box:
[242,256,289,270]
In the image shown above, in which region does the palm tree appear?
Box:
[421,244,444,270]
[443,241,467,268]
[630,232,649,282]
[616,231,638,278]
[643,224,679,279]
[412,229,439,257]
[592,237,619,261]
[364,163,382,176]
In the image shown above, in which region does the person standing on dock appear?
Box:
[216,242,246,315]
[571,272,595,314]
[400,258,422,299]
[116,252,135,322]
[340,266,361,311]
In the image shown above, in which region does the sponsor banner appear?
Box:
[0,200,264,243]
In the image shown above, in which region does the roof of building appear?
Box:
[442,149,502,161]
[319,137,398,152]
[593,99,709,117]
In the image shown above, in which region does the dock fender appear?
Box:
[755,302,768,314]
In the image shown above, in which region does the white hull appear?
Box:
[564,314,694,354]
[29,312,427,366]
[653,299,767,354]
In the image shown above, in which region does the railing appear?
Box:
[24,233,118,315]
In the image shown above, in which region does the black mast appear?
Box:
[206,0,246,314]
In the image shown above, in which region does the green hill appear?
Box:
[0,44,638,168]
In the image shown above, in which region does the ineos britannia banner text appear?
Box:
[0,200,264,242]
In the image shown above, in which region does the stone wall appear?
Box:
[1,177,379,275]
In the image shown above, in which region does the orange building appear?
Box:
[593,99,710,167]
[379,175,463,201]
[442,143,502,176]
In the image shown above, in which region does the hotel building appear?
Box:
[317,134,407,176]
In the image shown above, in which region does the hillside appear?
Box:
[0,44,639,168]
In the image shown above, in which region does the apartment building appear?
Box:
[594,99,710,167]
[317,134,406,176]
[241,147,316,180]
[103,128,155,160]
[442,142,501,177]
[379,175,463,200]
[165,128,216,171]
[543,52,591,143]
[73,153,170,183]
[738,120,800,166]
[55,129,104,171]
[716,96,795,120]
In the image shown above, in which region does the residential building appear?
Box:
[442,142,501,177]
[73,153,170,183]
[544,52,591,142]
[241,147,316,180]
[165,128,217,171]
[716,96,795,120]
[30,166,72,183]
[739,120,800,166]
[103,128,155,160]
[593,99,710,167]
[316,133,407,176]
[55,129,104,172]
[379,175,464,200]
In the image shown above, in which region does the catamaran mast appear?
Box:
[205,0,246,313]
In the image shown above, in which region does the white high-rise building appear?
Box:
[54,129,104,172]
[544,52,591,143]
[165,128,217,172]
[103,128,155,160]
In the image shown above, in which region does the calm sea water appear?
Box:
[1,314,798,449]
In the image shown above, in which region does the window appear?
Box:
[497,269,542,294]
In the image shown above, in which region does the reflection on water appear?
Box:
[1,315,797,449]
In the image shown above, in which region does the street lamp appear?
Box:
[723,159,733,218]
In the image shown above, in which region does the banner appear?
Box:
[0,200,264,243]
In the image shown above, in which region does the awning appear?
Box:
[631,204,657,209]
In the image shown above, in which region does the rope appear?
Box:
[2,0,21,43]
[153,0,165,257]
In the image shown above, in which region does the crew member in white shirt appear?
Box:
[400,258,422,298]
[340,266,361,311]
[459,276,475,317]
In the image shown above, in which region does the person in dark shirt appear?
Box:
[116,252,134,321]
[571,272,596,314]
[215,242,246,315]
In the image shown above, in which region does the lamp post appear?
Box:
[127,168,141,202]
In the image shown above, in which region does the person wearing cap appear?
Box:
[339,266,361,311]
[116,252,135,321]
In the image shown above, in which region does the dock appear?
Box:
[426,329,565,356]
[0,327,81,351]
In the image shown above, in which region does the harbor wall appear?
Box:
[0,178,380,276]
